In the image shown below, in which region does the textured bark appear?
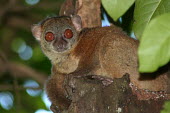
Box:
[76,0,101,28]
[58,74,167,113]
[59,0,101,28]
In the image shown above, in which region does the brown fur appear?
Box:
[69,26,168,91]
[32,15,168,112]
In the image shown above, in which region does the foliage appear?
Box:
[102,0,135,21]
[161,101,170,113]
[133,0,170,39]
[138,13,170,72]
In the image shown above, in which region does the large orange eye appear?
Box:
[64,29,73,39]
[45,32,54,42]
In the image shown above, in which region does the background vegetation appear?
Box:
[0,0,63,113]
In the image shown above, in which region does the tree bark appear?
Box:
[61,74,165,113]
[59,0,101,28]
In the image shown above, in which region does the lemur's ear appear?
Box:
[31,24,42,41]
[71,15,82,32]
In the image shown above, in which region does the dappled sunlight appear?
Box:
[35,109,52,113]
[19,45,33,60]
[11,38,33,60]
[34,92,52,113]
[42,91,51,109]
[102,13,110,27]
[25,0,40,5]
[0,92,14,110]
[24,80,42,97]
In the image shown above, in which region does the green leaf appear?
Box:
[161,101,170,113]
[102,0,135,21]
[133,0,170,39]
[138,13,170,73]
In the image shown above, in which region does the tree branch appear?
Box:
[0,52,48,85]
[0,84,43,91]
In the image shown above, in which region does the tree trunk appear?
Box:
[62,74,165,113]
